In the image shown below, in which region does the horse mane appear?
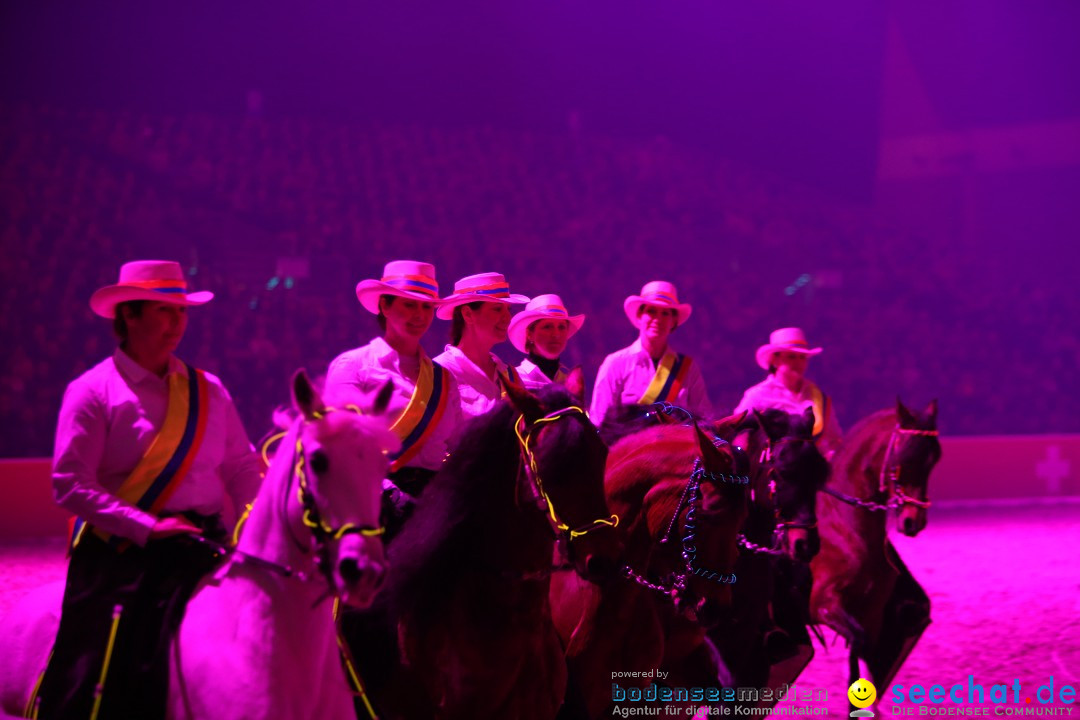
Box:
[605,423,734,526]
[384,385,580,622]
[817,408,896,569]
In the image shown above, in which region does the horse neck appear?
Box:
[237,423,322,581]
[825,413,894,542]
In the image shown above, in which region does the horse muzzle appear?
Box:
[335,535,388,608]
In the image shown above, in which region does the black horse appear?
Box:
[359,381,621,720]
[710,407,830,711]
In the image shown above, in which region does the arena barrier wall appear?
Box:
[1,434,1078,540]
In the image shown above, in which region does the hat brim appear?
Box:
[435,293,530,320]
[507,311,585,354]
[623,297,692,327]
[89,286,214,319]
[755,344,823,370]
[355,280,446,315]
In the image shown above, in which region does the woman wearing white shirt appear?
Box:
[590,280,712,426]
[734,327,842,458]
[433,272,530,419]
[506,293,586,390]
[325,260,463,511]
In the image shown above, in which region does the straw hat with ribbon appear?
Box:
[354,260,444,315]
[507,294,585,354]
[435,272,530,320]
[90,260,213,319]
[623,280,692,326]
[755,327,823,370]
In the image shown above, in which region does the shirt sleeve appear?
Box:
[325,353,362,398]
[589,354,619,426]
[684,359,714,419]
[733,388,755,416]
[216,384,262,517]
[52,380,158,546]
[818,395,844,458]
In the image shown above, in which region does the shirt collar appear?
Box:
[114,348,180,385]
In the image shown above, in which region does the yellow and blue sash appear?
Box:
[806,380,828,439]
[388,356,452,472]
[638,351,692,406]
[70,362,211,550]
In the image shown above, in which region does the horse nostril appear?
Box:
[794,538,806,558]
[585,554,616,580]
[339,557,362,585]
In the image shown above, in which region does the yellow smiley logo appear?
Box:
[848,678,877,708]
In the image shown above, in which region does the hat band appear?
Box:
[780,340,808,348]
[381,274,439,299]
[643,292,678,305]
[126,279,189,295]
[455,281,510,298]
[538,304,569,317]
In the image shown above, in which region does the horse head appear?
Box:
[625,423,748,628]
[290,370,400,608]
[740,407,830,562]
[503,378,623,583]
[890,398,941,537]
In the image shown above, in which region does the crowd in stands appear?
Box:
[1,104,1075,457]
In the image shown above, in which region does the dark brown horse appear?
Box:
[811,398,941,694]
[710,407,830,710]
[381,382,622,720]
[551,413,750,718]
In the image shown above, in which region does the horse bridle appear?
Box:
[822,426,937,512]
[737,435,819,557]
[218,407,387,586]
[622,440,747,603]
[513,406,620,562]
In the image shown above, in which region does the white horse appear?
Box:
[0,371,400,720]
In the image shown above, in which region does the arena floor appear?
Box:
[2,503,1077,716]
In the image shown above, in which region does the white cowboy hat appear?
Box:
[623,280,692,326]
[89,260,214,319]
[435,272,530,320]
[354,260,444,315]
[507,294,586,354]
[755,327,823,370]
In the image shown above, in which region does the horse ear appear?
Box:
[924,398,938,424]
[373,380,394,416]
[694,422,731,476]
[755,408,783,443]
[896,396,916,428]
[292,369,326,421]
[500,373,545,424]
[800,406,816,437]
[564,366,586,406]
[712,410,748,442]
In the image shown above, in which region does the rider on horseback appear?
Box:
[38,260,261,720]
[735,327,843,459]
[590,280,713,426]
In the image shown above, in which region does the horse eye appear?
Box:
[309,450,329,474]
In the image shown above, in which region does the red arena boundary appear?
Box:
[1,434,1078,540]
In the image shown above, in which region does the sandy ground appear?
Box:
[2,504,1078,716]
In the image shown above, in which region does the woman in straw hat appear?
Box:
[590,280,713,425]
[325,260,463,530]
[734,327,842,457]
[433,272,530,418]
[506,293,585,391]
[39,260,261,719]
